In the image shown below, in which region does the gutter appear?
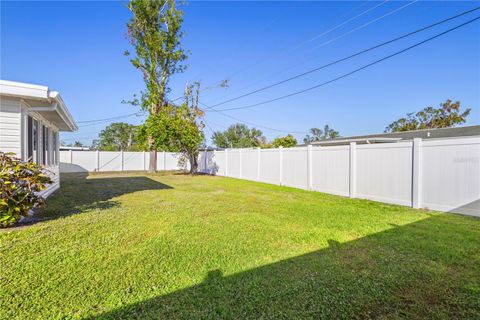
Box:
[49,91,78,131]
[29,94,78,132]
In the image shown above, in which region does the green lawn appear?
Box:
[1,172,479,319]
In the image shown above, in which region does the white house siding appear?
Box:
[0,97,22,157]
[0,97,61,197]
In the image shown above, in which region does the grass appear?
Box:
[1,172,479,319]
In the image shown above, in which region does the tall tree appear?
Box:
[385,100,471,132]
[136,82,205,174]
[126,0,187,172]
[96,122,138,151]
[212,124,266,148]
[303,125,340,144]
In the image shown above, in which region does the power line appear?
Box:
[204,5,479,109]
[77,112,143,124]
[311,0,418,51]
[213,0,392,101]
[78,114,144,128]
[213,0,418,103]
[200,101,309,135]
[212,16,480,112]
[203,119,219,135]
[225,0,390,82]
[295,0,390,47]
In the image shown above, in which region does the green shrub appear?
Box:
[0,153,53,227]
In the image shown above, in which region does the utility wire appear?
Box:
[311,0,418,51]
[200,101,309,135]
[205,5,479,109]
[77,112,143,124]
[212,16,480,112]
[214,0,392,101]
[78,114,144,128]
[225,0,390,81]
[295,0,390,47]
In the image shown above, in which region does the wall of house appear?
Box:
[1,96,61,197]
[26,112,61,198]
[0,97,22,157]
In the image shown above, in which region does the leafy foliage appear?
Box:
[385,100,471,132]
[137,83,204,174]
[94,122,140,151]
[303,125,340,144]
[126,0,187,171]
[0,153,53,227]
[265,134,298,148]
[73,141,84,147]
[212,123,266,148]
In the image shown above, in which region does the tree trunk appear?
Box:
[189,153,198,175]
[149,150,157,173]
[148,135,157,173]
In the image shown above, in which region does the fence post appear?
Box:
[412,138,423,209]
[213,150,217,175]
[239,148,243,179]
[349,142,356,198]
[163,151,166,171]
[257,147,261,181]
[204,149,208,173]
[279,146,283,185]
[143,151,146,171]
[120,150,124,171]
[307,144,313,190]
[225,149,228,177]
[96,150,100,172]
[69,149,73,164]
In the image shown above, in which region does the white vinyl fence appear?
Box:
[60,136,480,217]
[60,150,185,173]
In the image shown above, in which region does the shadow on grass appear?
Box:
[25,173,172,225]
[87,214,480,319]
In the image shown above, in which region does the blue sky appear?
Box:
[1,0,479,146]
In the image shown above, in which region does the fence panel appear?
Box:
[165,153,181,170]
[311,146,350,196]
[155,152,164,171]
[213,151,226,176]
[98,152,121,172]
[421,137,479,215]
[355,142,413,206]
[123,152,144,171]
[282,147,308,189]
[258,148,281,184]
[241,149,259,181]
[226,149,241,178]
[60,151,96,172]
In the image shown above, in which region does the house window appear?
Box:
[27,116,39,162]
[43,126,50,165]
[52,131,57,165]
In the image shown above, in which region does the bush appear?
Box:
[0,153,53,227]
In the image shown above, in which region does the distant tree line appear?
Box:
[88,99,470,153]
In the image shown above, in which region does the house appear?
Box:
[0,80,78,197]
[304,125,480,146]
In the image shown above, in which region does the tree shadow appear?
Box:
[18,173,172,226]
[87,214,480,319]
